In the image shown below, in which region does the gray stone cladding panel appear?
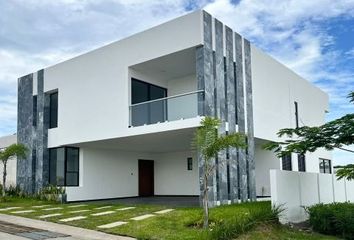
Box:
[214,19,228,204]
[244,39,256,201]
[225,26,238,202]
[35,69,49,192]
[235,32,248,201]
[197,11,217,207]
[17,74,34,194]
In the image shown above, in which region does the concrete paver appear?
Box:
[130,214,155,221]
[38,213,62,219]
[117,207,135,211]
[91,211,115,216]
[154,209,174,214]
[97,221,127,229]
[59,216,87,222]
[0,213,134,240]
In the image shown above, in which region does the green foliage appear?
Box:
[0,143,27,163]
[206,203,283,240]
[6,185,26,198]
[336,164,354,180]
[307,202,354,240]
[37,185,66,202]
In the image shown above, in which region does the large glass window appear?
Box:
[49,147,79,186]
[49,92,58,128]
[282,154,292,171]
[131,79,167,126]
[319,158,332,174]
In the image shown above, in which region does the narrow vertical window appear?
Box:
[294,101,299,128]
[187,157,193,171]
[319,158,332,174]
[282,154,292,171]
[298,154,306,172]
[33,96,37,126]
[49,92,58,128]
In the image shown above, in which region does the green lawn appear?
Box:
[0,197,339,240]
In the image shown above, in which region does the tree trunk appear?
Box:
[203,171,209,229]
[2,161,7,197]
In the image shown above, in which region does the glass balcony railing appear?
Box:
[129,90,204,127]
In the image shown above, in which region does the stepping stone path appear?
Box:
[67,204,87,208]
[11,210,35,214]
[117,207,135,211]
[91,211,115,216]
[0,207,22,211]
[94,206,112,210]
[39,213,62,219]
[60,216,87,222]
[32,205,51,208]
[43,207,63,211]
[154,209,174,214]
[131,214,155,221]
[98,221,128,229]
[69,209,91,214]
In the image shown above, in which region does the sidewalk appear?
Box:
[0,214,135,240]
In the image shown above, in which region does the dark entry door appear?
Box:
[138,160,154,196]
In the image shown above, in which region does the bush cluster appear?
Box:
[0,183,66,202]
[307,202,354,240]
[204,203,283,240]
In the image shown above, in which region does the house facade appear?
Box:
[0,134,17,187]
[17,10,332,204]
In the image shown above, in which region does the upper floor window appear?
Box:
[298,154,306,172]
[33,96,37,127]
[319,158,332,174]
[49,147,79,186]
[282,154,292,171]
[49,92,58,128]
[294,101,299,128]
[131,79,167,126]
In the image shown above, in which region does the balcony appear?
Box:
[129,90,204,127]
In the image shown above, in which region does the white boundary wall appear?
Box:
[270,169,354,223]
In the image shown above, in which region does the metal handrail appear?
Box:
[130,90,204,107]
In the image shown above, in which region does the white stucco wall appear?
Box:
[270,170,354,223]
[66,147,199,201]
[251,45,332,173]
[44,11,203,148]
[153,151,199,195]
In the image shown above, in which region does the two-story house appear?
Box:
[17,10,332,204]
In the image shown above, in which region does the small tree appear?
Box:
[264,91,354,180]
[0,143,27,197]
[194,117,246,228]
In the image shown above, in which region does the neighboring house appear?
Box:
[0,134,17,188]
[17,10,332,204]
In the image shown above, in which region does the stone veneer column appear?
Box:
[35,69,49,192]
[215,19,228,204]
[17,74,35,194]
[225,26,238,202]
[235,33,248,202]
[197,11,217,206]
[244,40,256,201]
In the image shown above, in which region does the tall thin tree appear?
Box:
[194,117,246,228]
[0,143,27,197]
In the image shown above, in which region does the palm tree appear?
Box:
[0,143,27,197]
[194,117,246,228]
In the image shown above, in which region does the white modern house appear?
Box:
[0,134,17,187]
[17,10,332,204]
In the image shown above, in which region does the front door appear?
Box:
[138,160,154,196]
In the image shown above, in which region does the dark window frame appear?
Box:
[49,147,79,187]
[294,101,299,128]
[187,157,193,171]
[282,154,292,171]
[319,158,332,174]
[298,154,306,172]
[33,95,37,127]
[49,91,58,129]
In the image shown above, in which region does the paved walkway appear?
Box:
[0,214,135,240]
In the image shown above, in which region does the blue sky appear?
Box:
[0,0,353,164]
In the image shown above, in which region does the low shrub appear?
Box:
[307,202,354,240]
[206,202,283,240]
[37,185,66,202]
[6,185,26,198]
